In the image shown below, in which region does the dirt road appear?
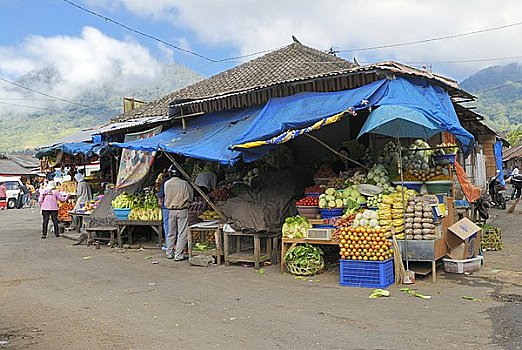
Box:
[0,208,520,349]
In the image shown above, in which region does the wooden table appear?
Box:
[67,211,91,233]
[114,220,163,248]
[223,230,280,269]
[281,238,339,273]
[188,222,223,265]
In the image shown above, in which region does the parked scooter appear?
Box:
[488,171,507,209]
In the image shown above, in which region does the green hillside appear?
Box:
[460,63,522,146]
[0,63,201,152]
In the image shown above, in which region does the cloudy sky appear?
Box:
[0,0,521,114]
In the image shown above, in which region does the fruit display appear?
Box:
[112,190,162,221]
[353,209,381,231]
[337,225,394,261]
[208,186,231,202]
[479,224,503,251]
[375,141,399,174]
[284,244,324,276]
[366,194,382,208]
[129,208,162,221]
[199,210,221,221]
[341,185,366,208]
[112,193,134,209]
[57,181,77,194]
[358,164,395,193]
[58,200,75,221]
[282,216,312,239]
[331,213,356,241]
[402,194,437,240]
[296,196,319,207]
[318,188,343,209]
[304,185,324,195]
[377,186,417,239]
[434,143,459,155]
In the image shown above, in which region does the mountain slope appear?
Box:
[460,63,522,142]
[0,63,202,152]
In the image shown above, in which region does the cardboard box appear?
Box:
[446,218,481,260]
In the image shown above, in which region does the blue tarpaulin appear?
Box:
[494,139,506,186]
[358,105,441,140]
[111,106,267,165]
[374,77,474,154]
[61,142,99,156]
[232,79,388,147]
[233,77,474,156]
[113,77,474,163]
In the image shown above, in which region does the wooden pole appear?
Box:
[304,133,370,170]
[162,151,227,221]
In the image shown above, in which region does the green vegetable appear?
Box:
[284,244,324,268]
[369,289,390,298]
[400,288,432,300]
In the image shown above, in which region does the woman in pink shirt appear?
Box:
[38,181,68,238]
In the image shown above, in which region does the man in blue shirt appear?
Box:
[157,168,171,250]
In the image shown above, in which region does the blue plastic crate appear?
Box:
[320,208,344,218]
[339,259,394,288]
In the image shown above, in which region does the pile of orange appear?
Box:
[337,226,394,261]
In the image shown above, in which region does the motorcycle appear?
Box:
[487,173,507,209]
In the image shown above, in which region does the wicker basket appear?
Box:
[285,258,325,276]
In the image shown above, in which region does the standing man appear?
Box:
[164,166,194,261]
[156,168,171,251]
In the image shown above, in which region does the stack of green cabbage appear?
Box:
[282,216,312,239]
[318,188,344,209]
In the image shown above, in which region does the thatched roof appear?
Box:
[111,41,473,122]
[113,42,356,121]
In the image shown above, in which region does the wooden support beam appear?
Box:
[162,151,227,222]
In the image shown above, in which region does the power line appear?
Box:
[338,20,522,53]
[0,77,106,110]
[0,101,58,112]
[62,0,218,63]
[63,0,284,65]
[0,97,108,102]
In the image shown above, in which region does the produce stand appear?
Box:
[188,222,223,265]
[223,230,280,269]
[115,220,163,248]
[395,197,454,283]
[280,238,338,273]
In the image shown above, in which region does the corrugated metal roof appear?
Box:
[7,154,39,168]
[97,115,171,135]
[0,159,33,175]
[503,144,522,161]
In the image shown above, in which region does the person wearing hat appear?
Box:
[38,181,69,239]
[163,166,194,260]
[69,172,92,230]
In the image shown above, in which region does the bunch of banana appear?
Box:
[129,208,163,221]
[199,210,220,220]
[112,193,134,209]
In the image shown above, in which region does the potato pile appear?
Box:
[404,196,438,240]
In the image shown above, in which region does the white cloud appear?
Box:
[111,0,522,80]
[0,27,166,115]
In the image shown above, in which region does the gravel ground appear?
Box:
[0,207,520,350]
